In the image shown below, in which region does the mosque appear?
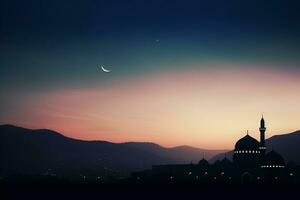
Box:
[233,116,285,170]
[131,116,296,183]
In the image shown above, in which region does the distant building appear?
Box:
[131,116,298,183]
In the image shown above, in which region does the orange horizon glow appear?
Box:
[2,65,300,150]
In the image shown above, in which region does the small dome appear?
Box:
[235,134,259,150]
[198,158,209,166]
[214,160,221,165]
[220,157,232,167]
[220,157,232,165]
[263,150,285,166]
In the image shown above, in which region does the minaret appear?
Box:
[259,114,266,154]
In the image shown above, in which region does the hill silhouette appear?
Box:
[0,124,226,179]
[210,130,300,164]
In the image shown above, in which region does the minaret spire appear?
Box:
[259,114,266,155]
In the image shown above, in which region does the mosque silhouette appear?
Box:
[131,116,296,183]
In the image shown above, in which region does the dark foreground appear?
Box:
[2,181,299,200]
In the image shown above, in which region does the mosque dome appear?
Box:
[214,160,221,166]
[220,157,232,165]
[235,134,259,150]
[219,157,232,168]
[262,150,285,167]
[198,158,209,166]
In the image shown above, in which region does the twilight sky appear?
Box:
[1,0,300,149]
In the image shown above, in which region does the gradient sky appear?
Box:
[1,0,300,149]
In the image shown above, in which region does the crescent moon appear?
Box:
[101,65,111,73]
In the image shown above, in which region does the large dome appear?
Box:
[262,150,285,166]
[235,134,259,150]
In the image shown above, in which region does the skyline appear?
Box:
[1,0,300,149]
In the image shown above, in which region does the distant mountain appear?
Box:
[0,124,226,179]
[210,130,300,164]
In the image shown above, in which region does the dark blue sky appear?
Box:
[2,0,300,37]
[1,0,300,92]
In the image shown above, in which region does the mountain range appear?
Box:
[0,124,225,179]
